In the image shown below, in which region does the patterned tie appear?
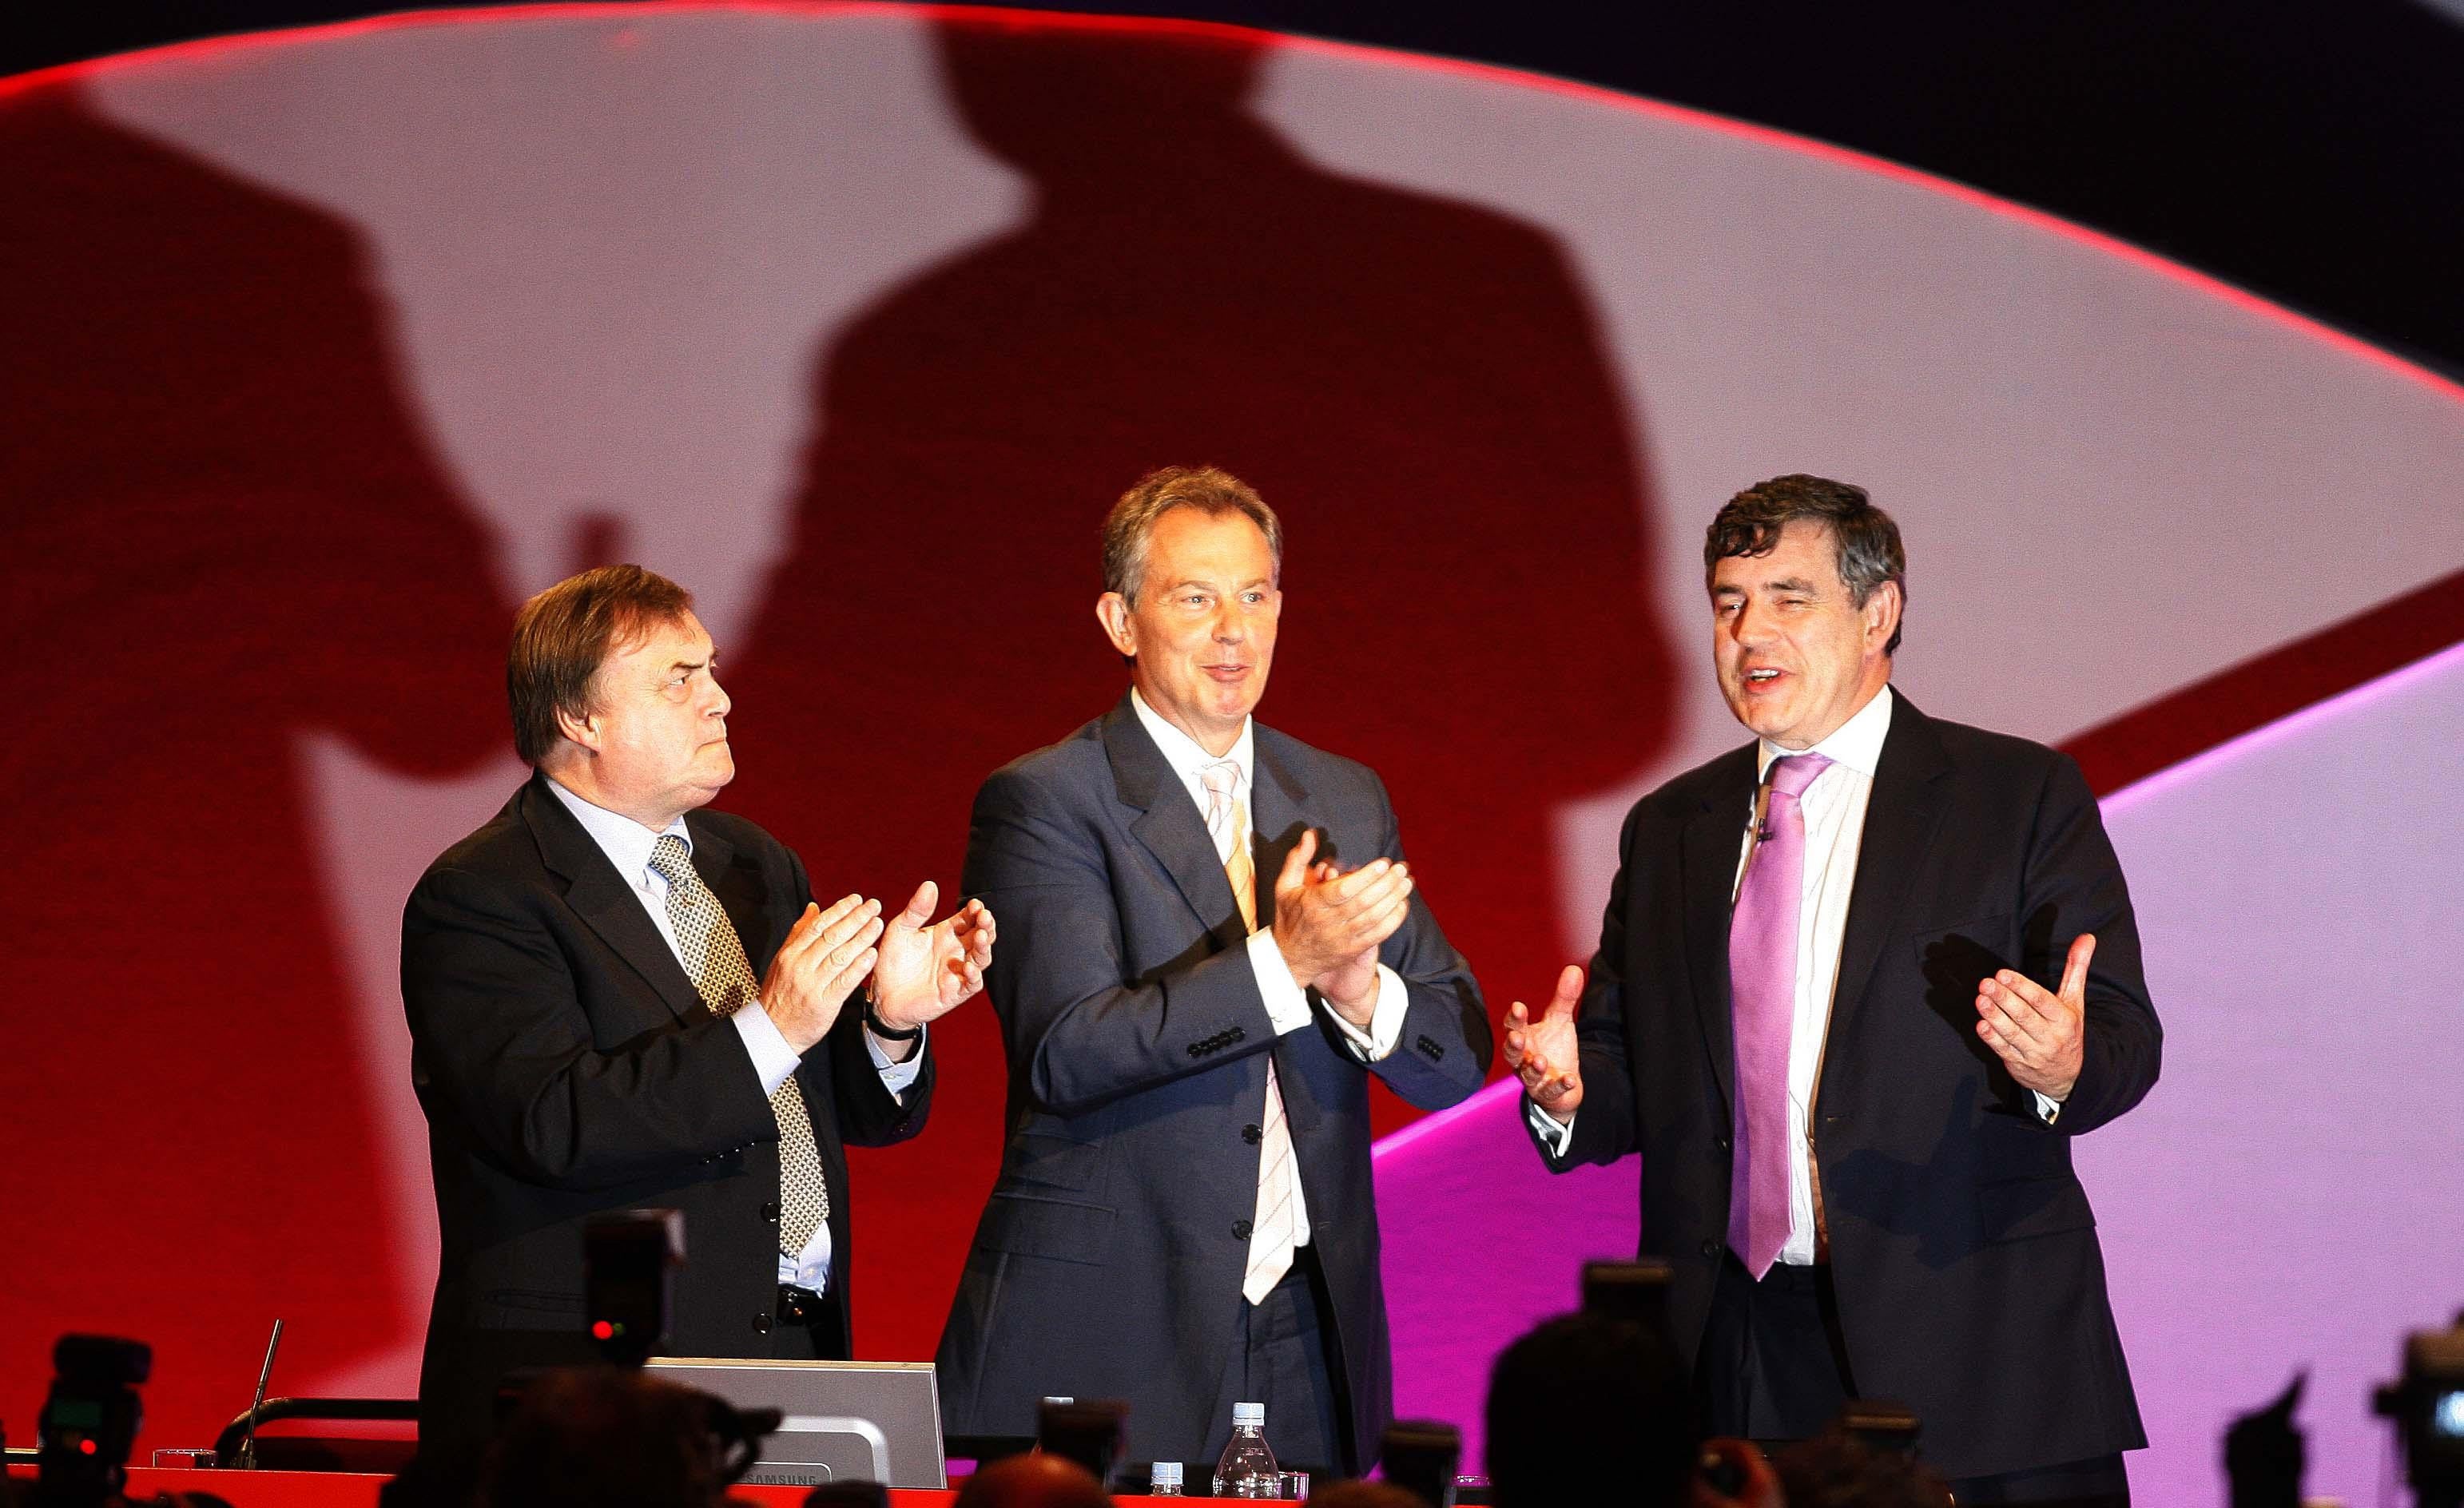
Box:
[648,833,829,1259]
[1727,752,1831,1279]
[1201,760,1298,1306]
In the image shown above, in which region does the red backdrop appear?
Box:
[7,6,2463,1466]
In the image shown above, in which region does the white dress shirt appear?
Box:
[545,776,922,1292]
[1129,689,1410,1251]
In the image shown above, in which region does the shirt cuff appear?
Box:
[1324,963,1407,1062]
[1527,1095,1575,1156]
[1245,927,1316,1035]
[868,1021,928,1097]
[2033,1089,2063,1125]
[733,1004,805,1096]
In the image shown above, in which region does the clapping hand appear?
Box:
[869,880,996,1032]
[1271,830,1413,1026]
[757,893,884,1052]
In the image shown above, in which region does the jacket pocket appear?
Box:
[975,1192,1116,1266]
[1908,912,2016,970]
[1003,1133,1100,1194]
[1977,1174,2096,1245]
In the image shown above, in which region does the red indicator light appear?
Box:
[78,1439,97,1456]
[590,1320,615,1340]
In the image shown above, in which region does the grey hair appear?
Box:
[1101,465,1284,601]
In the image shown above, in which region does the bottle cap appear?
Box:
[1233,1401,1264,1426]
[1151,1462,1183,1486]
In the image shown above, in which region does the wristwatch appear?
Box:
[862,990,922,1042]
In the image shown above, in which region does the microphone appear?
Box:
[231,1318,284,1469]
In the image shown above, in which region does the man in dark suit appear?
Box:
[936,466,1492,1475]
[402,565,994,1470]
[1506,476,2159,1506]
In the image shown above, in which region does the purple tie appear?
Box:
[1727,751,1832,1279]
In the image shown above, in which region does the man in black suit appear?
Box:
[402,565,994,1470]
[936,466,1491,1475]
[1507,476,2159,1506]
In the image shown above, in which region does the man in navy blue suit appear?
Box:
[936,466,1491,1474]
[1508,476,2159,1506]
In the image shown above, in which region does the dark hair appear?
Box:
[1772,1429,1954,1508]
[949,1452,1113,1508]
[1704,474,1906,655]
[1486,1312,1698,1507]
[507,564,694,765]
[476,1368,730,1508]
[1301,1485,1426,1508]
[1101,465,1283,600]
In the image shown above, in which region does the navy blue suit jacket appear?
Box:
[936,696,1491,1466]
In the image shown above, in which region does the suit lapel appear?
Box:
[1683,747,1759,1120]
[1248,728,1323,937]
[686,816,772,972]
[1102,696,1250,954]
[1821,694,1953,1073]
[523,772,708,1022]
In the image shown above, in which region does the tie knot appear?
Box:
[648,832,694,883]
[1767,752,1833,801]
[1198,760,1242,800]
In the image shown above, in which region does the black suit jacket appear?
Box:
[401,771,932,1461]
[936,696,1492,1468]
[1534,694,2158,1479]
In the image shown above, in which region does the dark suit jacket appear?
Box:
[1533,694,2158,1480]
[936,696,1492,1467]
[401,771,932,1462]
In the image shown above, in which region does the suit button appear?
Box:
[1242,1125,1262,1145]
[1699,1240,1720,1260]
[1713,1135,1731,1153]
[761,1200,780,1221]
[753,1312,771,1335]
[1233,1219,1254,1240]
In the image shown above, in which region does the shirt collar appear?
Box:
[1130,686,1255,798]
[544,773,692,889]
[1756,683,1894,783]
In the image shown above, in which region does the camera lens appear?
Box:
[2433,1390,2464,1439]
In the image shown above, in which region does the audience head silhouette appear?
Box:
[1771,1428,1953,1508]
[1302,1483,1428,1508]
[475,1367,740,1508]
[952,1452,1114,1508]
[1485,1311,1698,1506]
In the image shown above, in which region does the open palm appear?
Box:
[870,879,996,1029]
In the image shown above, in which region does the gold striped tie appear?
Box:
[650,835,829,1258]
[1200,762,1298,1306]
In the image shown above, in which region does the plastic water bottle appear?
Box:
[1149,1460,1185,1495]
[1212,1402,1280,1498]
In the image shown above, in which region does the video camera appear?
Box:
[32,1335,151,1508]
[2375,1313,2464,1508]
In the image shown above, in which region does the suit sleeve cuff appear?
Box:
[734,1005,803,1096]
[868,1022,928,1097]
[1245,927,1315,1035]
[1527,1094,1575,1155]
[1325,963,1407,1062]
